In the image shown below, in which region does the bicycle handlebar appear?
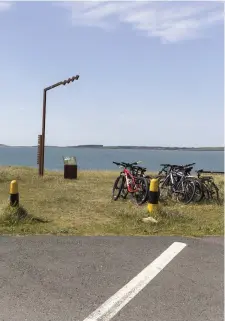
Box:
[196,169,224,174]
[184,163,196,167]
[132,165,147,171]
[112,161,120,166]
[160,163,196,169]
[113,161,140,168]
[158,163,195,176]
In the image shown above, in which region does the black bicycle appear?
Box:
[157,163,196,204]
[172,163,203,203]
[196,169,220,203]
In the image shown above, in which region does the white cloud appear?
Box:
[0,1,12,12]
[59,1,224,43]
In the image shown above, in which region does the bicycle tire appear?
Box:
[200,181,210,200]
[190,178,204,202]
[112,175,125,201]
[209,182,220,203]
[200,179,220,203]
[176,178,196,204]
[133,177,149,205]
[121,180,129,199]
[158,176,171,201]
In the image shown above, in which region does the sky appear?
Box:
[0,0,224,147]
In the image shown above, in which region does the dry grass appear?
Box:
[0,166,224,236]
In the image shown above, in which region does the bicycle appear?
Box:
[157,163,196,204]
[196,169,220,203]
[120,163,151,201]
[168,163,203,203]
[112,161,149,205]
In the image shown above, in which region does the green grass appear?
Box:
[0,166,224,236]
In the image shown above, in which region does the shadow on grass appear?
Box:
[0,204,51,226]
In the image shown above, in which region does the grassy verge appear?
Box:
[0,166,224,236]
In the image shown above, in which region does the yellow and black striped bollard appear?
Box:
[147,178,159,213]
[9,180,19,207]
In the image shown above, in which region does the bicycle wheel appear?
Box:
[209,182,220,203]
[201,180,220,203]
[176,178,196,204]
[158,176,170,201]
[191,178,204,202]
[112,175,125,201]
[121,180,129,199]
[200,180,210,201]
[133,177,149,205]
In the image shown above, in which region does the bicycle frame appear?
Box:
[161,170,187,193]
[161,169,176,187]
[160,172,171,187]
[122,168,138,193]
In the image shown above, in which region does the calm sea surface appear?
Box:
[0,147,223,172]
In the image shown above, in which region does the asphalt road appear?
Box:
[0,236,223,321]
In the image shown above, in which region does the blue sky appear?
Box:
[0,1,224,147]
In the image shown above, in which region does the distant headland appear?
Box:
[0,144,223,151]
[64,145,224,151]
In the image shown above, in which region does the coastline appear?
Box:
[0,145,224,152]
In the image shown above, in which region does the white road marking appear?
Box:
[82,241,187,321]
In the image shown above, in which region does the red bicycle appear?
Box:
[112,161,149,205]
